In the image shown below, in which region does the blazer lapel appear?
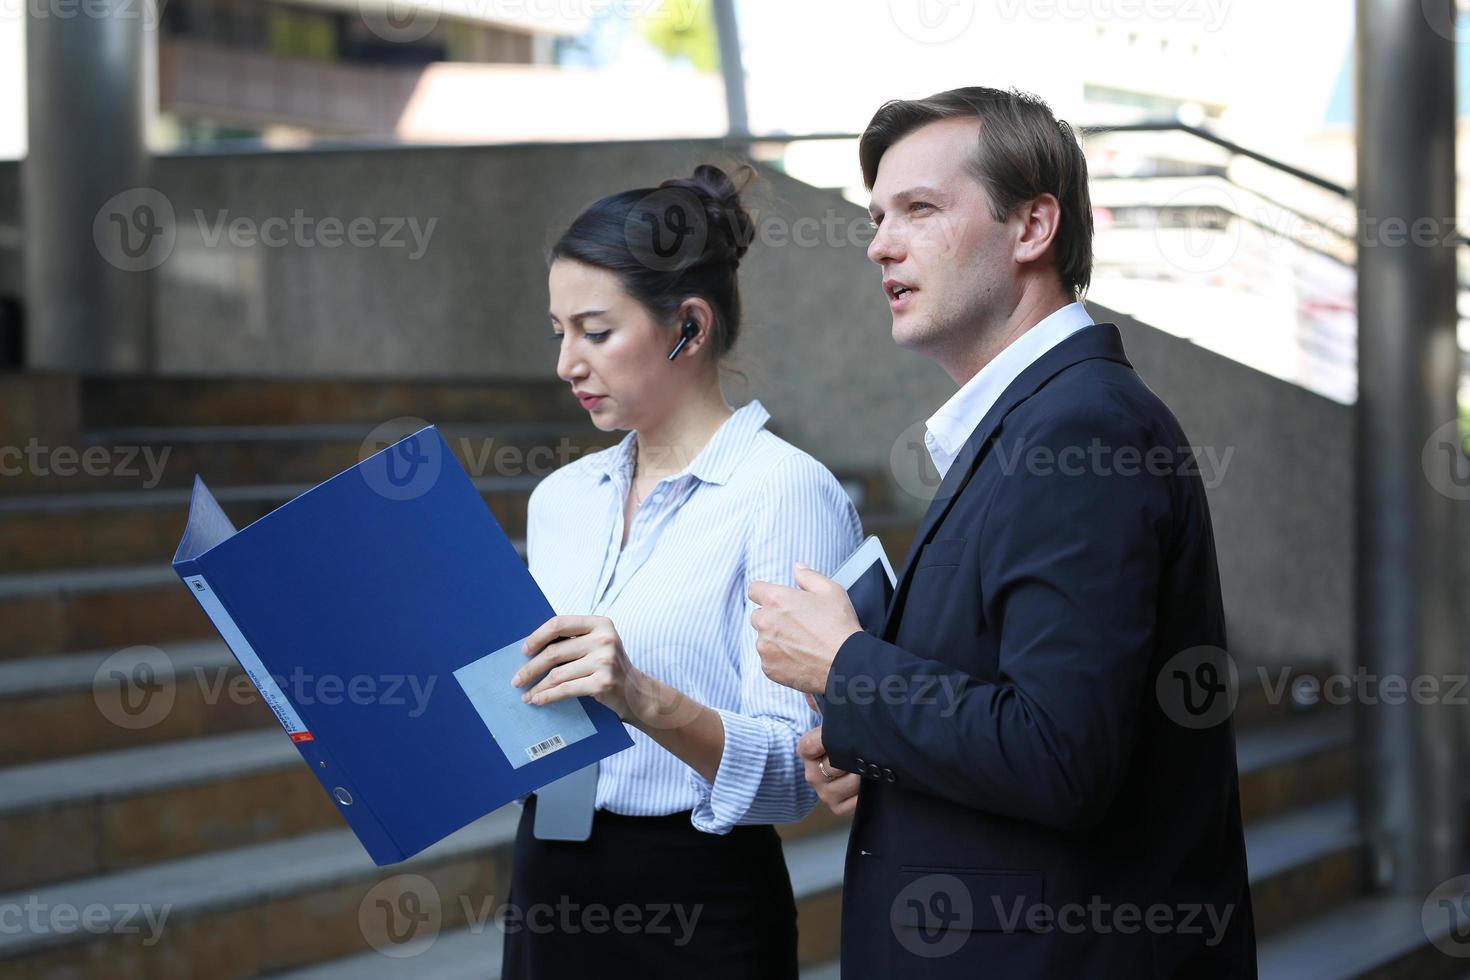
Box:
[879,323,1134,639]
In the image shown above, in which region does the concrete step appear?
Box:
[0,471,893,574]
[1236,710,1351,822]
[0,790,1373,979]
[0,422,617,498]
[1246,796,1365,937]
[266,830,850,980]
[0,730,333,892]
[0,563,212,662]
[77,376,592,432]
[0,722,852,892]
[0,646,1337,853]
[1259,886,1470,980]
[0,475,540,573]
[1234,661,1340,730]
[0,811,850,978]
[0,517,527,660]
[0,808,519,977]
[0,640,269,767]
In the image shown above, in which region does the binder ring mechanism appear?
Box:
[333,787,354,806]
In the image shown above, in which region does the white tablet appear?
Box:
[831,534,897,591]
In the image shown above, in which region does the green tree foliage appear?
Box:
[640,0,719,73]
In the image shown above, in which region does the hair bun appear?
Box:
[658,163,756,267]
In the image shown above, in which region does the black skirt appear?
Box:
[500,793,799,979]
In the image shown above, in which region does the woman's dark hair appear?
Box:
[550,163,756,359]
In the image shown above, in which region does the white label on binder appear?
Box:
[183,575,311,740]
[453,638,596,769]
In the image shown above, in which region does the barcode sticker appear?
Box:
[527,734,567,761]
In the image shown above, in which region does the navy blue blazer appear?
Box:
[820,323,1257,978]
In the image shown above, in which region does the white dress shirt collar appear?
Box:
[594,399,773,488]
[924,302,1095,481]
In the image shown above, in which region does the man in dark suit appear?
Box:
[748,87,1256,977]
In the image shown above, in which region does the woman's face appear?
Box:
[548,258,682,433]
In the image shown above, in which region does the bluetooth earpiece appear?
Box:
[668,318,699,361]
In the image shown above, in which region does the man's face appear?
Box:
[866,117,1019,364]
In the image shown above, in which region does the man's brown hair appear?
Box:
[859,86,1094,296]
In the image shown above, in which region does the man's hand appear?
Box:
[799,725,859,817]
[748,563,862,695]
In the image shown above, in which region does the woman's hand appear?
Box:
[513,615,649,722]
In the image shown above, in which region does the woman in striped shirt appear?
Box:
[499,164,863,978]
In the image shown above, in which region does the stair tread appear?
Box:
[0,533,527,600]
[1235,710,1348,772]
[267,927,502,980]
[0,806,522,959]
[86,421,605,444]
[0,639,233,698]
[1258,888,1470,979]
[1245,796,1360,884]
[0,474,544,515]
[266,827,850,980]
[269,929,842,980]
[0,728,292,814]
[0,804,849,960]
[0,562,178,599]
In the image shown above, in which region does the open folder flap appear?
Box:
[172,475,239,563]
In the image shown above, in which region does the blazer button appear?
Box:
[867,763,883,780]
[883,768,896,783]
[855,757,867,769]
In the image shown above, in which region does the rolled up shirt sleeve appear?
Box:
[688,452,864,833]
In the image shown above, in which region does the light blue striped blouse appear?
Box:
[524,399,863,834]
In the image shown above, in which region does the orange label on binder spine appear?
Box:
[290,732,315,743]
